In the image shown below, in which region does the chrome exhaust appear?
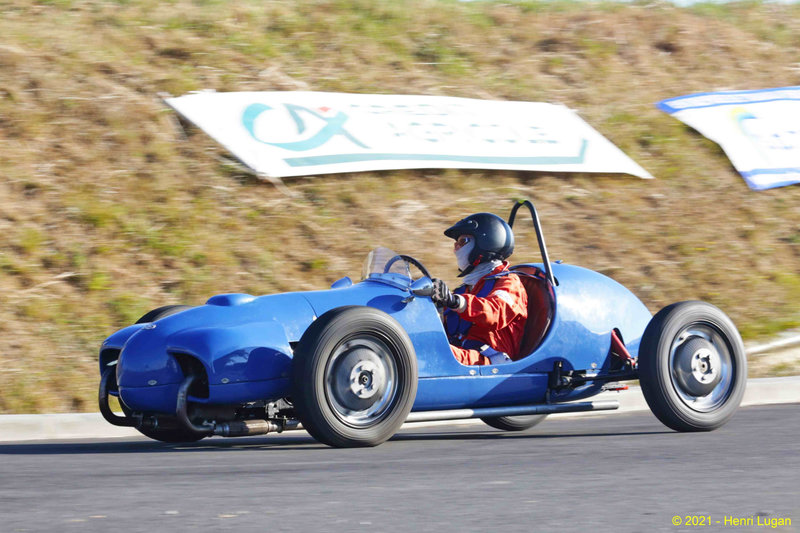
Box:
[213,419,300,438]
[173,374,618,437]
[405,400,619,423]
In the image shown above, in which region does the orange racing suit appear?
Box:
[443,263,528,366]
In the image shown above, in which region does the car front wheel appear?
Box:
[291,306,418,448]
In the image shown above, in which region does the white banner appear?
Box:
[165,91,652,180]
[658,87,800,190]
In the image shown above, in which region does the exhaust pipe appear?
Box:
[405,400,619,423]
[101,371,301,437]
[176,374,300,437]
[176,375,215,436]
[98,367,137,427]
[172,376,617,437]
[213,419,301,437]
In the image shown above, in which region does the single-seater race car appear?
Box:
[99,200,747,447]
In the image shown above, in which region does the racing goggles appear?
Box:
[454,235,472,250]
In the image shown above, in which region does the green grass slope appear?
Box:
[1,0,799,412]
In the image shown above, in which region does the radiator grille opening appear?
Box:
[100,349,121,393]
[172,353,210,399]
[100,348,121,368]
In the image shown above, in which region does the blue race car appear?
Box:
[99,200,747,447]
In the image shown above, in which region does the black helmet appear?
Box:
[445,212,514,275]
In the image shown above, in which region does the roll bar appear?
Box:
[507,200,556,286]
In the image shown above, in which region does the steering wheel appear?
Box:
[383,254,433,280]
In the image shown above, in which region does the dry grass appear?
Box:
[1,0,799,412]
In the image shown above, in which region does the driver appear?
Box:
[431,213,528,366]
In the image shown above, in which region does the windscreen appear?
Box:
[361,247,412,281]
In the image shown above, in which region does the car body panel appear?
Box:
[113,292,314,412]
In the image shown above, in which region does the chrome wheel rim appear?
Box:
[325,336,398,427]
[669,323,734,412]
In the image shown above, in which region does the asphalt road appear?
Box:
[1,404,797,533]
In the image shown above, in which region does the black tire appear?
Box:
[135,425,207,443]
[639,301,747,432]
[481,414,548,432]
[135,305,192,324]
[291,306,418,448]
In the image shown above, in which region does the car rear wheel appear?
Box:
[481,414,548,432]
[638,301,746,432]
[291,306,418,448]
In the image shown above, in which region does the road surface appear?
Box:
[0,404,797,532]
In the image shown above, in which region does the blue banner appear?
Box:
[658,87,800,190]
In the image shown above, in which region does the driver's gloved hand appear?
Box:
[431,278,461,309]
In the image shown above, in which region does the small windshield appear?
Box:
[361,247,412,281]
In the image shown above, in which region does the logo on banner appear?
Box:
[731,106,800,165]
[242,103,369,151]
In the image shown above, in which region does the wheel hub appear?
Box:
[326,337,397,427]
[349,360,385,399]
[673,337,722,397]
